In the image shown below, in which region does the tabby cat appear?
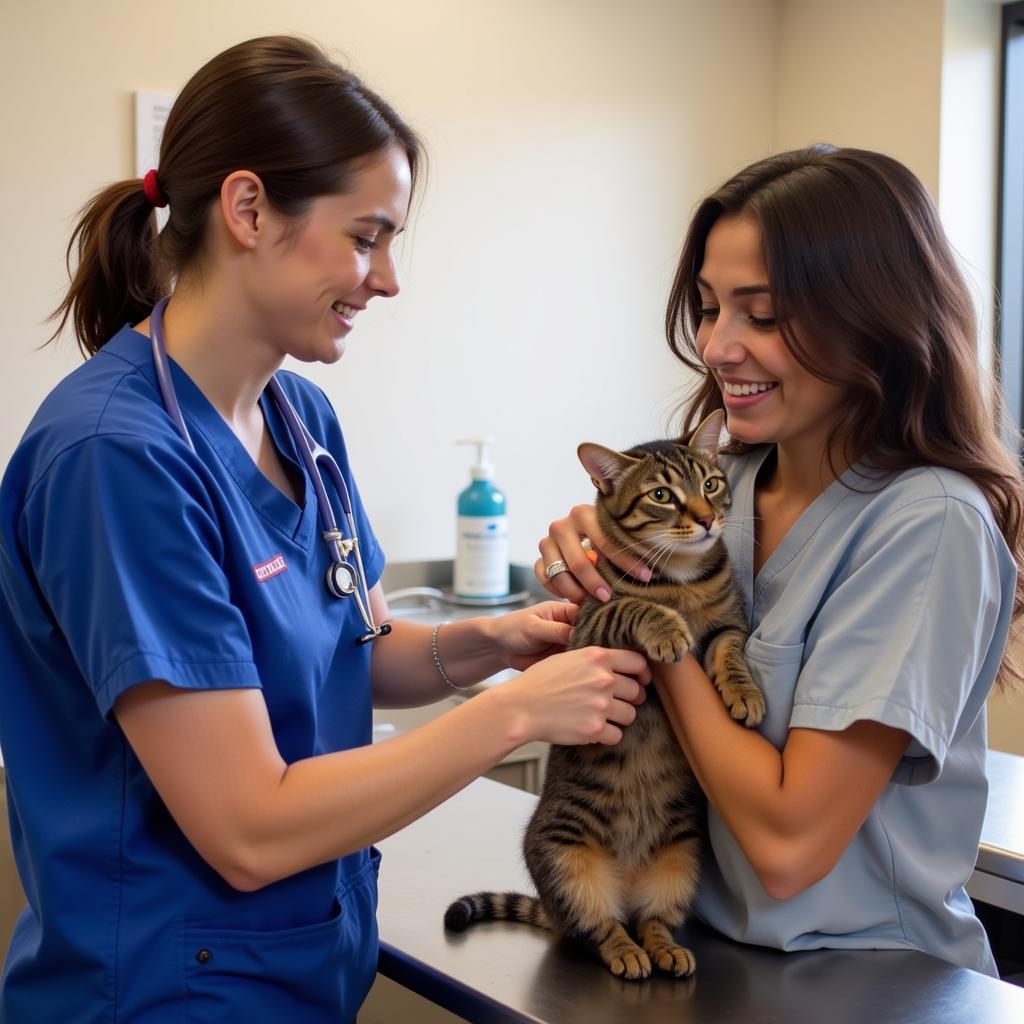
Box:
[444,410,765,980]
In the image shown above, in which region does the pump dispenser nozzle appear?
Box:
[457,437,496,481]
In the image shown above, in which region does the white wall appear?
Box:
[0,0,779,569]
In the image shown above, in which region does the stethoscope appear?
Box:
[148,296,391,645]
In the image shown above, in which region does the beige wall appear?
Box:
[776,0,946,194]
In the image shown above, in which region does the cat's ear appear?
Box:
[687,410,726,464]
[578,443,639,495]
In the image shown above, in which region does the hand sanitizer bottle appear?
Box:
[454,438,509,599]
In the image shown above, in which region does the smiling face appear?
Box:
[244,143,412,364]
[695,213,844,456]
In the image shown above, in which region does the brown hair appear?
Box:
[666,145,1024,691]
[50,35,422,356]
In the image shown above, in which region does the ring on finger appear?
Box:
[580,537,594,553]
[545,559,570,580]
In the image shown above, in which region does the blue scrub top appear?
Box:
[0,325,385,1022]
[695,446,1015,976]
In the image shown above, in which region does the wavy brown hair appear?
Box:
[50,35,422,356]
[666,145,1024,692]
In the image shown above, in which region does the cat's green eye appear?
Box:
[648,488,672,504]
[704,477,722,494]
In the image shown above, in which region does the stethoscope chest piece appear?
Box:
[325,560,359,599]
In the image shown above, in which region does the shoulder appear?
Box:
[848,464,998,539]
[828,465,1016,602]
[3,330,187,504]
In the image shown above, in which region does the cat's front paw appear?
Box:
[642,624,694,663]
[721,678,766,727]
[650,942,696,978]
[609,947,652,981]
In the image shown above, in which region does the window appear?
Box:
[998,2,1024,431]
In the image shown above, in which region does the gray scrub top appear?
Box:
[694,446,1016,977]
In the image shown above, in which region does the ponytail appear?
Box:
[49,179,168,356]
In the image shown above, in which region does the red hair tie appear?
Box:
[142,169,167,209]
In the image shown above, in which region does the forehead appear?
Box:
[312,144,412,229]
[698,213,766,287]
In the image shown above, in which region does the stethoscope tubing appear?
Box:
[151,297,194,451]
[268,377,378,632]
[147,296,388,642]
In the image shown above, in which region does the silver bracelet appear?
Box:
[432,622,473,692]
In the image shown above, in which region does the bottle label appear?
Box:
[455,516,509,597]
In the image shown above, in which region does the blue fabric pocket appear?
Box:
[183,847,382,1023]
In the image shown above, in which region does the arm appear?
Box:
[114,643,649,893]
[369,584,580,708]
[655,655,909,899]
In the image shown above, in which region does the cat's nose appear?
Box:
[697,515,714,532]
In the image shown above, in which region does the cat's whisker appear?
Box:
[640,538,678,585]
[605,538,660,559]
[606,535,679,585]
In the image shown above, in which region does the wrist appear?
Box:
[477,615,511,668]
[431,623,469,692]
[430,618,505,691]
[476,680,532,751]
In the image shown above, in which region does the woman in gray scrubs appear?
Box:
[536,146,1024,976]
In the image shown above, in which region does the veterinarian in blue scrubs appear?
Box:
[0,37,650,1023]
[537,146,1023,978]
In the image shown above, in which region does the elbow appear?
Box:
[220,865,268,894]
[749,843,833,902]
[757,868,814,902]
[201,840,277,893]
[211,858,267,894]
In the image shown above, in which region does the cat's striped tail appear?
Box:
[444,891,551,931]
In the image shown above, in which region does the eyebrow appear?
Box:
[353,214,402,235]
[695,274,770,296]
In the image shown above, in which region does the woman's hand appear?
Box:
[534,504,652,603]
[489,600,580,671]
[499,646,651,747]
